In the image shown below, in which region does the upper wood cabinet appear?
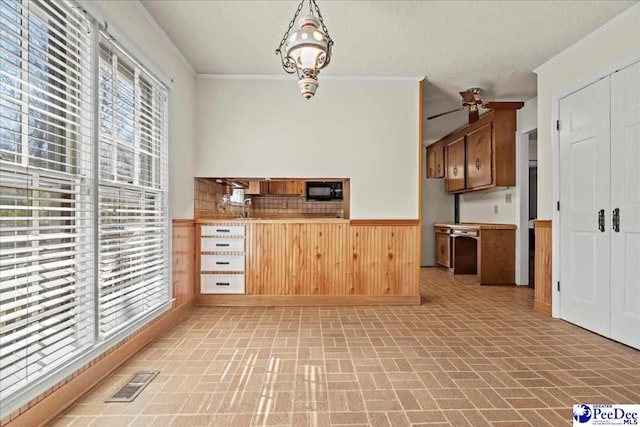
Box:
[426,142,445,178]
[446,137,466,193]
[245,180,305,196]
[466,124,493,189]
[245,181,266,195]
[285,181,305,196]
[265,181,306,196]
[436,110,517,194]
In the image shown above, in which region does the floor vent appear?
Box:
[105,371,159,402]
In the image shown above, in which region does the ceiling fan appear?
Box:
[427,88,524,123]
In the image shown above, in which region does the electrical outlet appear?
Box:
[494,205,499,214]
[505,193,512,203]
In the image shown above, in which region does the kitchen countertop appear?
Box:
[196,218,350,224]
[434,222,517,230]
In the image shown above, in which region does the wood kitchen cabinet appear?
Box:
[435,228,451,267]
[446,137,466,192]
[433,110,517,194]
[426,141,445,178]
[267,181,305,196]
[466,123,493,189]
[434,223,516,285]
[285,180,305,196]
[245,180,266,195]
[246,180,306,196]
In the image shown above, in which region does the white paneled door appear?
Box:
[610,61,640,350]
[559,77,611,337]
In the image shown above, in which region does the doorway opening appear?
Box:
[527,130,538,288]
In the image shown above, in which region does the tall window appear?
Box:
[0,0,95,401]
[97,35,169,335]
[0,0,170,411]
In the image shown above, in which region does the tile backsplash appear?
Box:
[251,196,344,218]
[194,178,244,218]
[194,178,345,218]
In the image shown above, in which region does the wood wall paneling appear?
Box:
[172,220,196,306]
[246,223,350,295]
[236,222,420,299]
[534,220,552,315]
[350,226,419,296]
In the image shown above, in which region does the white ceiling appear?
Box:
[141,0,634,142]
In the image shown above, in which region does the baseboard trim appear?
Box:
[4,300,194,427]
[196,294,421,306]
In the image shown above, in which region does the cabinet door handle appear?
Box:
[436,165,441,174]
[216,243,230,247]
[440,245,444,254]
[428,167,433,176]
[216,229,230,233]
[475,158,480,170]
[216,261,230,265]
[613,208,620,232]
[216,282,230,286]
[598,209,605,232]
[452,165,458,176]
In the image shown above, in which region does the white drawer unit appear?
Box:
[201,237,245,252]
[201,274,245,294]
[201,254,245,272]
[200,224,246,295]
[201,225,245,237]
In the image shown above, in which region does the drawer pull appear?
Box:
[216,229,230,233]
[215,243,230,247]
[216,261,230,265]
[216,282,230,286]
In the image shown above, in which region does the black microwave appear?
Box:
[306,181,343,201]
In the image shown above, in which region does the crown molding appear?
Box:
[196,74,424,82]
[534,2,639,74]
[134,0,196,76]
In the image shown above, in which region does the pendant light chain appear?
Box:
[311,0,333,46]
[275,0,305,57]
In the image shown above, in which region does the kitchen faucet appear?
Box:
[241,198,252,218]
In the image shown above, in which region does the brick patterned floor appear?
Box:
[51,268,640,426]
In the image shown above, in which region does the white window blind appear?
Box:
[97,34,169,335]
[0,0,94,402]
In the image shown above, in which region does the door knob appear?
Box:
[598,209,605,232]
[613,208,620,232]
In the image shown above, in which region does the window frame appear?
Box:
[0,0,173,415]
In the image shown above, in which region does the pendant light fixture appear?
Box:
[275,0,334,99]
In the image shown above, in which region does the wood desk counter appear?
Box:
[434,222,517,230]
[434,223,516,285]
[196,218,421,306]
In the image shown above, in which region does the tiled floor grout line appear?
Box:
[47,268,640,427]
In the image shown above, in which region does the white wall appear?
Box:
[92,1,197,219]
[421,177,453,266]
[458,98,537,224]
[535,4,640,219]
[459,188,516,223]
[194,77,420,219]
